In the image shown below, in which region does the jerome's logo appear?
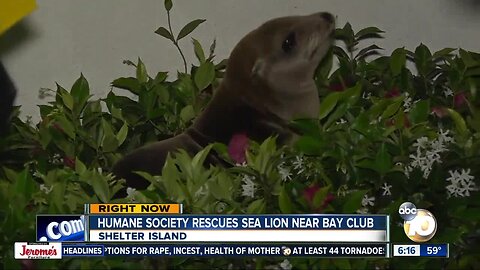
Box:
[14,242,62,259]
[398,202,437,242]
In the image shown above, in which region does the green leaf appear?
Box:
[194,61,215,90]
[381,99,403,119]
[247,198,266,214]
[61,91,74,111]
[180,105,195,123]
[414,44,433,76]
[433,48,456,60]
[342,190,367,213]
[208,38,216,59]
[154,72,168,84]
[208,179,226,201]
[447,108,468,135]
[390,48,406,76]
[355,26,384,40]
[318,92,341,120]
[355,44,383,60]
[164,0,172,11]
[459,49,478,68]
[71,74,90,104]
[409,100,430,124]
[342,82,362,106]
[192,38,206,63]
[153,84,170,103]
[278,186,293,214]
[91,174,110,203]
[324,102,349,129]
[75,158,87,175]
[101,119,119,152]
[295,135,325,155]
[111,77,141,94]
[191,144,213,170]
[312,185,330,209]
[374,143,392,175]
[14,169,36,200]
[136,58,148,83]
[177,19,206,41]
[154,26,174,42]
[55,115,75,139]
[116,122,129,146]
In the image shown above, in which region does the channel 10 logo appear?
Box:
[398,202,437,242]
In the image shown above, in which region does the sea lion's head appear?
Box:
[224,12,335,119]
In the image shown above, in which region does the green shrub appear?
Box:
[1,1,479,269]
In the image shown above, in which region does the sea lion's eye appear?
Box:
[282,32,296,53]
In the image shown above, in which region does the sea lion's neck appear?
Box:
[266,81,320,120]
[191,83,288,145]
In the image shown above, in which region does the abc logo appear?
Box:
[399,202,437,242]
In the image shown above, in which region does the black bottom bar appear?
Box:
[62,243,388,258]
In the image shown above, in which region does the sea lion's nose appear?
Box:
[319,12,335,24]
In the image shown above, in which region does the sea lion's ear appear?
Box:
[251,58,266,79]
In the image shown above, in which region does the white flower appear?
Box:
[236,161,247,167]
[241,175,256,198]
[126,187,136,202]
[403,93,413,112]
[412,137,429,149]
[356,207,369,214]
[195,186,208,197]
[404,165,413,179]
[277,163,292,181]
[362,194,375,207]
[40,184,53,194]
[381,182,392,196]
[362,91,372,99]
[407,131,453,179]
[279,259,292,270]
[438,129,454,144]
[443,88,454,98]
[336,118,347,125]
[446,168,476,198]
[369,116,382,125]
[292,156,305,174]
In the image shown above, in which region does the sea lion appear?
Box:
[112,12,335,197]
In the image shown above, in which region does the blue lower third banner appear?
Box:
[62,243,388,258]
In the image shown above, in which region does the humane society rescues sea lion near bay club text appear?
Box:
[113,12,336,197]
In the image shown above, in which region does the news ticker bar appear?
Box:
[392,244,449,257]
[60,243,390,258]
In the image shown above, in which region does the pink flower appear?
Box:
[63,156,75,169]
[228,133,249,164]
[454,92,467,108]
[404,114,411,128]
[329,82,345,92]
[431,106,448,118]
[303,184,335,212]
[52,123,64,133]
[303,184,320,202]
[320,193,335,211]
[384,87,401,98]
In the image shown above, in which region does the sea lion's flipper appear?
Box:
[112,133,202,198]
